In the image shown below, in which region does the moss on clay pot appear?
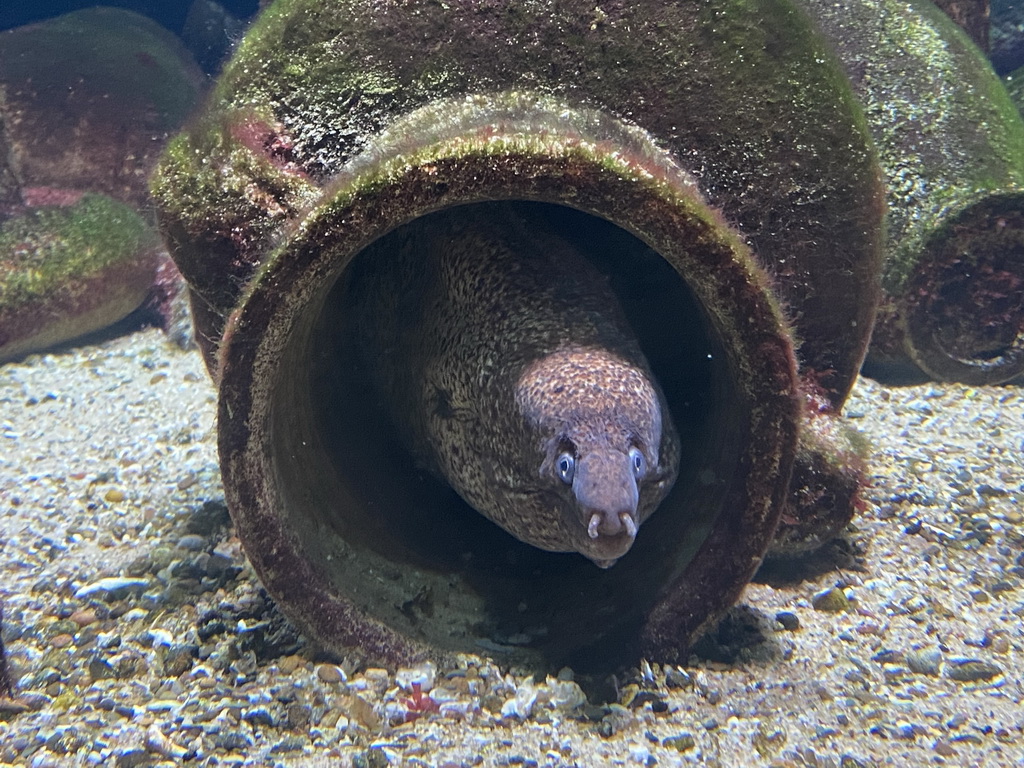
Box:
[154,0,884,669]
[157,0,883,404]
[798,0,1024,385]
[0,193,161,362]
[0,8,206,359]
[0,7,204,209]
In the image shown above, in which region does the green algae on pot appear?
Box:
[0,7,204,209]
[156,0,883,405]
[0,194,161,362]
[153,0,884,667]
[150,109,320,357]
[797,0,1024,385]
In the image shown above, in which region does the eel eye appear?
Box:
[556,452,575,484]
[629,446,646,479]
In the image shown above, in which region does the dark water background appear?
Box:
[0,0,259,36]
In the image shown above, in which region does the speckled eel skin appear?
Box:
[345,203,680,568]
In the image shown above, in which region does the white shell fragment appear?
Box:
[395,660,436,692]
[74,576,150,599]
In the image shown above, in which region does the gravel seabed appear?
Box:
[1,328,1022,767]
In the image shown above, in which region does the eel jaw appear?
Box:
[587,510,638,540]
[580,511,639,568]
[589,514,634,569]
[571,448,642,567]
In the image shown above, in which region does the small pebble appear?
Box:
[933,740,958,757]
[286,702,311,729]
[775,611,800,631]
[163,646,195,676]
[245,707,275,728]
[176,534,206,551]
[988,634,1011,654]
[950,733,983,745]
[626,690,663,710]
[88,658,116,681]
[186,500,231,535]
[124,555,152,577]
[74,577,149,600]
[176,474,197,490]
[872,648,902,664]
[69,608,97,627]
[945,659,1002,683]
[144,724,189,760]
[664,667,693,689]
[812,587,851,613]
[316,664,345,684]
[839,756,870,768]
[215,732,252,751]
[278,655,304,674]
[353,747,391,768]
[894,722,917,740]
[906,648,942,676]
[114,750,150,768]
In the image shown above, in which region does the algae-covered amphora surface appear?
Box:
[0,8,205,360]
[0,7,204,208]
[798,0,1024,385]
[0,194,162,362]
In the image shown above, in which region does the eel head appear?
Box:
[517,347,678,568]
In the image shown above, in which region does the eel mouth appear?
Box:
[511,487,640,566]
[571,448,642,566]
[578,509,639,568]
[587,510,638,541]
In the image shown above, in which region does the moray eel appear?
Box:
[346,203,679,567]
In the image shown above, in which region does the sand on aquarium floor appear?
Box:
[0,328,1022,767]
